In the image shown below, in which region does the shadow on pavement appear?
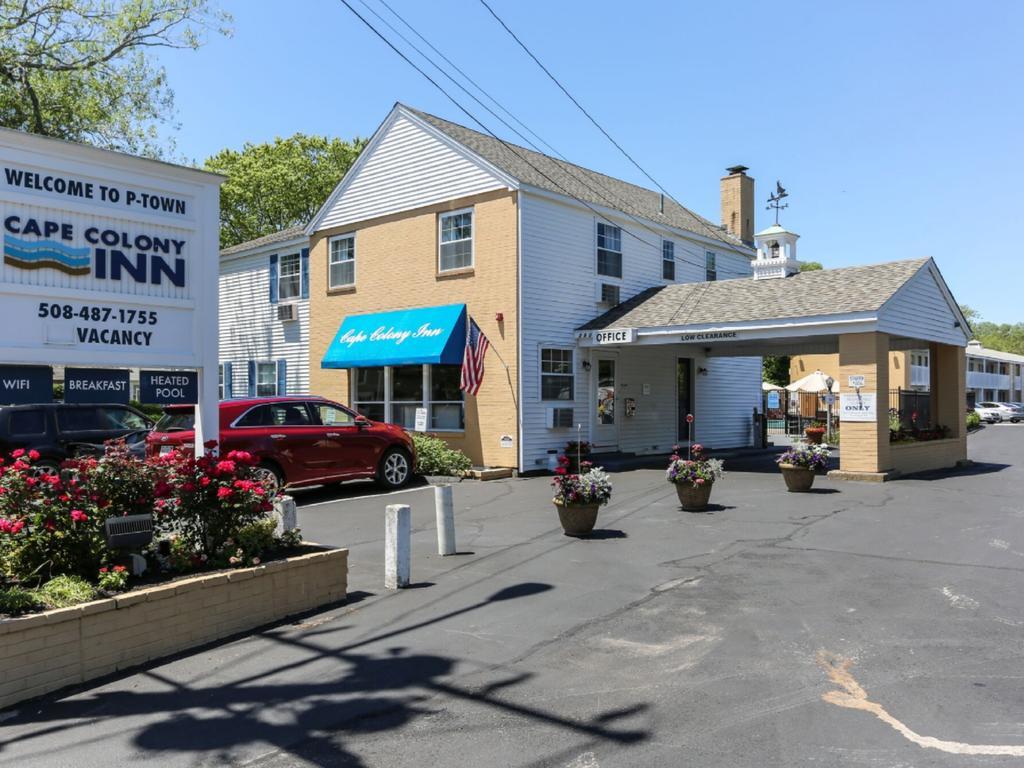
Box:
[291,476,432,507]
[0,582,650,767]
[899,461,1011,481]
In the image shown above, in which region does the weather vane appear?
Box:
[766,181,788,225]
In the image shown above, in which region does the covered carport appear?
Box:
[575,255,971,480]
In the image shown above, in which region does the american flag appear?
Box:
[460,317,490,396]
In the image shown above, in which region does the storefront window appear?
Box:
[431,365,464,430]
[541,348,574,401]
[391,365,424,429]
[329,234,355,288]
[352,365,465,431]
[354,367,386,422]
[256,361,277,396]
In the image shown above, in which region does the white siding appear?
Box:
[218,241,309,397]
[879,265,967,346]
[694,357,763,449]
[613,346,678,455]
[316,114,509,232]
[519,191,757,468]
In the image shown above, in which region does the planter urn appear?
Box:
[779,463,816,492]
[675,481,713,511]
[554,502,600,537]
[804,428,825,445]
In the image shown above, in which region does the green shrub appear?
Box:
[36,575,96,609]
[130,400,165,421]
[0,586,43,616]
[411,433,473,476]
[966,411,981,430]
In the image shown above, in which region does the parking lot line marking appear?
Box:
[297,485,430,509]
[817,651,1024,756]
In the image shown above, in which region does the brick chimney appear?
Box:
[720,165,754,245]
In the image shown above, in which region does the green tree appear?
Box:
[206,133,367,248]
[800,261,823,271]
[0,0,230,158]
[958,305,1024,355]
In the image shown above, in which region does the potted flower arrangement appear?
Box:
[804,421,826,445]
[563,441,592,474]
[551,456,612,537]
[776,444,831,491]
[666,443,724,511]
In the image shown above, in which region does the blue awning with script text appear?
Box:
[321,304,466,368]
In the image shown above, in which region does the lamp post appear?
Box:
[825,376,835,444]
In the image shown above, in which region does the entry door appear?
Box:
[593,356,619,450]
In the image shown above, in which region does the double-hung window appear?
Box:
[218,364,224,400]
[541,348,574,401]
[256,361,278,397]
[597,222,622,277]
[329,234,355,289]
[662,240,675,280]
[352,365,465,431]
[705,251,717,281]
[278,253,301,301]
[439,209,473,272]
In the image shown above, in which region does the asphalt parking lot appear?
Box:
[2,424,1023,767]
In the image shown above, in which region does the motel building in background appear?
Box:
[286,104,971,478]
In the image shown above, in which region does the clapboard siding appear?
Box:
[879,264,967,346]
[315,114,509,232]
[219,238,309,396]
[694,356,763,448]
[519,191,757,468]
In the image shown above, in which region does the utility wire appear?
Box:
[358,0,745,277]
[476,0,737,248]
[337,0,747,278]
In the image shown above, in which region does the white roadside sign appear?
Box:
[840,393,877,422]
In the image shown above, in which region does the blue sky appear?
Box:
[158,0,1023,323]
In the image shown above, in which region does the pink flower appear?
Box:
[251,557,261,565]
[695,478,705,485]
[10,449,24,459]
[199,476,211,487]
[27,449,39,461]
[70,509,88,522]
[113,565,127,573]
[217,486,233,500]
[215,460,236,476]
[0,519,11,534]
[10,520,23,535]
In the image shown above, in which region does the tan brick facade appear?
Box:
[0,549,348,710]
[837,332,891,474]
[308,190,520,468]
[791,351,911,389]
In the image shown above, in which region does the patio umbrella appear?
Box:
[762,382,785,391]
[787,370,840,393]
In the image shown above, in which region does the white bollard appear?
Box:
[272,495,297,537]
[435,485,456,556]
[385,503,411,589]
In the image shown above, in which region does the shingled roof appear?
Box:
[220,225,307,257]
[405,106,745,250]
[577,258,932,330]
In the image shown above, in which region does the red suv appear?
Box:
[145,397,416,491]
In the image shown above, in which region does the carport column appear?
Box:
[837,332,891,474]
[931,342,968,452]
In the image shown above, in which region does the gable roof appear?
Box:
[220,225,307,258]
[577,258,933,330]
[404,106,745,249]
[307,103,746,250]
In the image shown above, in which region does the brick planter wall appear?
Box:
[0,547,347,710]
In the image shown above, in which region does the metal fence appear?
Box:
[888,388,932,429]
[764,389,838,436]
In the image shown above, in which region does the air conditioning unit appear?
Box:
[598,283,620,306]
[277,303,298,322]
[545,406,574,428]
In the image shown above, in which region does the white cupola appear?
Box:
[752,224,801,280]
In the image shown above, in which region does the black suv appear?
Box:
[0,403,154,472]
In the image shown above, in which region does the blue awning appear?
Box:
[321,303,467,369]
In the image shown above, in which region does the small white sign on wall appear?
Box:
[499,434,514,449]
[840,393,877,422]
[414,407,428,432]
[848,374,866,389]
